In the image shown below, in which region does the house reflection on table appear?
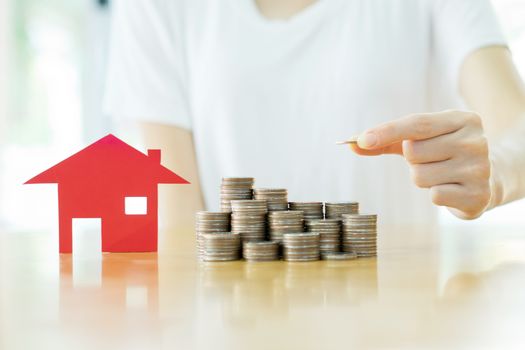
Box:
[59,253,159,338]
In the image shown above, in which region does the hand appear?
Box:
[349,110,498,220]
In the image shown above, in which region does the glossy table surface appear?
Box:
[2,222,525,350]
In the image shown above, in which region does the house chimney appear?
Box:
[148,149,161,163]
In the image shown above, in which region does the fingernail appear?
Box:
[358,133,377,148]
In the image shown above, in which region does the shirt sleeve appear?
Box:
[431,0,507,91]
[104,0,192,130]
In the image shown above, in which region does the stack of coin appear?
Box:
[305,219,341,253]
[220,177,254,212]
[321,252,357,260]
[202,232,241,261]
[325,202,359,219]
[289,202,324,221]
[231,199,268,242]
[282,232,320,262]
[341,214,377,257]
[268,210,304,242]
[242,241,280,262]
[195,211,231,259]
[253,188,288,211]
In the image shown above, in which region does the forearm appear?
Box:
[460,46,525,210]
[140,121,205,229]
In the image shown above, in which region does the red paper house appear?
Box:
[25,134,189,253]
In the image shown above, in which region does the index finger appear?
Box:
[358,111,464,150]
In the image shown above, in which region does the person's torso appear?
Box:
[178,0,441,224]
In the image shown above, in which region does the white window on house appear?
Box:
[125,197,148,215]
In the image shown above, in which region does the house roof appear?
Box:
[25,134,189,185]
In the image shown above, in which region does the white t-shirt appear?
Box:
[104,0,505,225]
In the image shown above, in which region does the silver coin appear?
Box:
[321,252,358,260]
[202,256,240,262]
[325,202,359,219]
[284,256,320,262]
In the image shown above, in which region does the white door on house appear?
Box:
[71,218,102,287]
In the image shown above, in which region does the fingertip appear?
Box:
[357,132,378,149]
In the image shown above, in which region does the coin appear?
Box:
[342,213,378,257]
[195,211,231,260]
[253,188,288,211]
[321,252,358,260]
[305,219,341,253]
[268,210,304,242]
[220,177,254,212]
[243,241,280,262]
[230,199,268,242]
[282,232,320,262]
[289,202,323,221]
[202,232,241,261]
[335,136,359,145]
[230,199,268,214]
[197,178,380,262]
[282,255,320,262]
[325,202,359,219]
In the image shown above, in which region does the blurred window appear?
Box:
[1,0,110,230]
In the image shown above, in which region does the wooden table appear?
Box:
[1,223,525,349]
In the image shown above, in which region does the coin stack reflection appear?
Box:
[220,177,254,212]
[231,199,268,242]
[341,214,377,257]
[195,211,230,260]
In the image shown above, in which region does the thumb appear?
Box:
[349,141,403,156]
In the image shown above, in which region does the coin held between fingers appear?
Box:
[335,135,359,145]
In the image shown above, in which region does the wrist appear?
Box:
[487,151,507,210]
